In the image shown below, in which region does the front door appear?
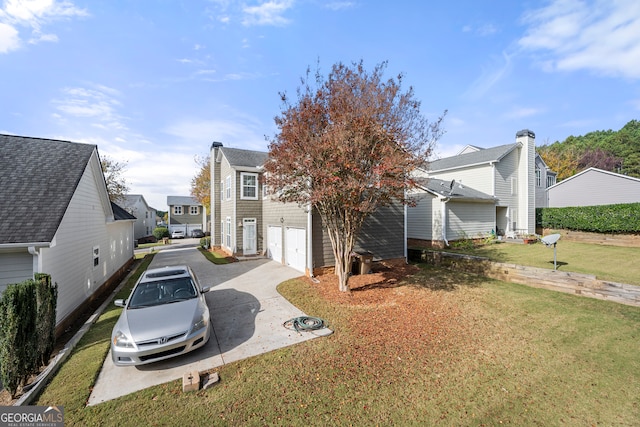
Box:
[243,218,257,255]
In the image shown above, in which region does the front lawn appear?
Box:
[35,258,640,426]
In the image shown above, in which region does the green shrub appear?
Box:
[0,274,57,397]
[537,203,640,233]
[200,237,211,249]
[153,226,169,239]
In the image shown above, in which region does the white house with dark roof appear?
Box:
[0,134,135,334]
[547,167,640,207]
[122,194,157,240]
[409,129,537,245]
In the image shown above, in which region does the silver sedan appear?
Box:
[111,265,211,366]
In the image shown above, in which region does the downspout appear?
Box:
[404,203,408,263]
[28,246,40,275]
[307,204,314,277]
[441,198,450,246]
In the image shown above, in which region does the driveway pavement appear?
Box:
[87,245,331,405]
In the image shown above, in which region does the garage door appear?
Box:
[267,226,282,263]
[285,227,306,273]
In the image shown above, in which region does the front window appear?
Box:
[241,173,258,200]
[547,175,556,187]
[190,206,199,215]
[93,246,100,268]
[174,206,183,215]
[226,217,231,248]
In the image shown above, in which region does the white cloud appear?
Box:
[0,0,87,53]
[0,21,19,52]
[519,0,640,79]
[502,107,544,119]
[324,2,355,11]
[242,0,294,27]
[52,84,127,129]
[163,116,269,151]
[465,51,514,99]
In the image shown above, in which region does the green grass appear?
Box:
[447,240,640,286]
[197,247,230,264]
[35,254,640,426]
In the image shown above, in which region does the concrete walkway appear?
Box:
[87,246,331,405]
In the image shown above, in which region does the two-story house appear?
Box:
[166,196,206,237]
[535,153,557,208]
[210,143,406,275]
[122,194,157,241]
[408,129,537,246]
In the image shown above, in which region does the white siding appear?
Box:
[407,192,437,240]
[548,168,640,207]
[39,155,134,324]
[430,164,494,195]
[446,202,494,240]
[0,251,33,292]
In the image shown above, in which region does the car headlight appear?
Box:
[113,330,134,348]
[191,313,208,333]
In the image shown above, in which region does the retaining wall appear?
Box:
[409,249,640,307]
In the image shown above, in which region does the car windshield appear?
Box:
[128,278,198,308]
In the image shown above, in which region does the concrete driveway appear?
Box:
[87,245,331,405]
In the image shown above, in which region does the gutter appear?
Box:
[441,197,450,246]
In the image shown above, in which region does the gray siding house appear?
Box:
[167,196,206,236]
[210,143,406,275]
[0,134,135,334]
[409,129,537,245]
[535,153,557,208]
[547,167,640,207]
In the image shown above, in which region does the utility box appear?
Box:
[353,251,374,275]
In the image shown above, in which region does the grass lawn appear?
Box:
[447,240,640,286]
[35,251,640,426]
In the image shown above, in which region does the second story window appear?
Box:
[547,175,556,187]
[174,206,183,215]
[535,168,541,187]
[241,172,258,200]
[190,206,199,215]
[225,176,232,200]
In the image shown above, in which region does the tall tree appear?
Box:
[100,155,129,204]
[190,155,210,213]
[264,60,445,292]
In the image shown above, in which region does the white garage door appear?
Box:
[267,226,282,263]
[285,227,306,273]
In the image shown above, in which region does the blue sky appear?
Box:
[2,0,639,210]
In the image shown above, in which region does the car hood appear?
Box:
[123,299,201,342]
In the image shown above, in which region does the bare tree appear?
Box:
[264,60,445,292]
[100,155,129,204]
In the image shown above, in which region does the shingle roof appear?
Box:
[220,147,268,168]
[427,143,519,172]
[166,196,200,206]
[416,178,496,201]
[0,134,97,244]
[111,202,136,220]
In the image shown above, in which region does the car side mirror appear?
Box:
[200,286,210,294]
[114,299,126,308]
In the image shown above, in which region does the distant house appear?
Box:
[166,196,206,236]
[210,143,405,275]
[535,153,557,208]
[0,134,136,334]
[547,167,640,207]
[122,194,157,240]
[408,129,537,245]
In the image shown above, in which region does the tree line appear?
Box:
[538,119,640,181]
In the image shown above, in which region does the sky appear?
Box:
[2,0,640,210]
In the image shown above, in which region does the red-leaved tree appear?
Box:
[264,61,445,292]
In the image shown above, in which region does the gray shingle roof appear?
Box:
[220,147,268,168]
[0,134,97,244]
[427,143,519,172]
[416,178,496,201]
[166,196,200,206]
[111,202,136,220]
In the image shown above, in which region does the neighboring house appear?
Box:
[535,153,557,208]
[167,196,206,236]
[122,194,157,240]
[210,143,405,275]
[547,167,640,207]
[408,129,537,246]
[0,134,136,334]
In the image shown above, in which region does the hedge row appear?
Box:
[536,203,640,233]
[0,274,57,397]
